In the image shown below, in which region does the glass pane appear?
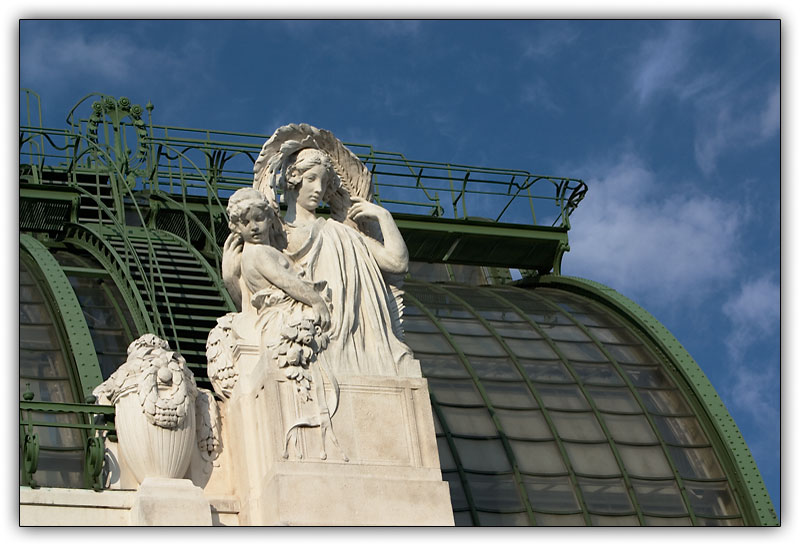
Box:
[439,318,490,335]
[683,480,740,517]
[469,357,522,380]
[20,284,43,303]
[587,326,640,344]
[33,450,84,488]
[97,353,127,378]
[476,511,530,526]
[450,264,487,285]
[453,438,512,472]
[488,319,540,339]
[26,412,85,448]
[668,447,726,479]
[536,384,590,410]
[553,341,608,362]
[436,436,456,470]
[590,514,640,526]
[541,325,591,342]
[639,390,692,415]
[465,473,524,511]
[453,511,474,526]
[20,324,60,350]
[695,517,743,526]
[407,262,451,283]
[495,409,552,440]
[571,362,625,386]
[482,381,538,409]
[602,414,658,444]
[443,471,469,510]
[550,411,606,442]
[506,338,559,359]
[510,440,567,474]
[586,387,642,413]
[20,349,68,379]
[565,443,621,476]
[605,344,655,365]
[523,475,580,512]
[533,512,586,526]
[81,306,123,329]
[427,378,484,405]
[632,479,688,516]
[21,380,74,403]
[439,406,498,436]
[451,334,507,357]
[644,516,693,526]
[520,359,573,383]
[91,330,128,353]
[398,316,440,333]
[404,331,453,354]
[622,365,675,388]
[419,354,470,378]
[652,416,709,446]
[20,302,50,323]
[618,445,673,478]
[579,477,634,514]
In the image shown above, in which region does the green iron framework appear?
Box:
[19,89,777,526]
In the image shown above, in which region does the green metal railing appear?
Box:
[20,390,115,492]
[20,89,587,232]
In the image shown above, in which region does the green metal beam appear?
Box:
[20,234,104,400]
[534,275,779,526]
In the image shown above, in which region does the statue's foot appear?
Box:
[320,451,327,460]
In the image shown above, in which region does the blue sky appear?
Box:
[18,19,781,516]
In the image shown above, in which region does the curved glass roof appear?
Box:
[402,279,755,526]
[20,256,85,489]
[19,237,774,526]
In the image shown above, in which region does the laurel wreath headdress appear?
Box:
[253,123,374,225]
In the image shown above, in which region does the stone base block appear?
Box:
[130,477,212,526]
[223,349,454,525]
[257,471,454,526]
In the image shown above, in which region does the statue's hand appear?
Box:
[313,300,331,332]
[347,196,390,222]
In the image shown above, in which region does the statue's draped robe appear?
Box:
[286,218,414,377]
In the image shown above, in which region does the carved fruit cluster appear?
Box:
[137,350,195,429]
[275,317,328,402]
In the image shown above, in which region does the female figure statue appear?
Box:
[253,124,419,378]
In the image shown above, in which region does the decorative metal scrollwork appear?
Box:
[21,432,39,488]
[84,434,106,491]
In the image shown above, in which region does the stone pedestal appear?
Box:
[224,343,454,526]
[130,477,212,526]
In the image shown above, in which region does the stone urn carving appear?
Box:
[94,334,198,484]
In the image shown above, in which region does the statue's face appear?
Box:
[295,165,328,212]
[238,207,271,244]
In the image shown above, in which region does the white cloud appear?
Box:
[722,274,780,361]
[693,85,780,175]
[628,22,779,175]
[520,78,562,113]
[719,275,779,429]
[20,29,207,92]
[562,153,742,305]
[21,34,137,85]
[632,22,692,105]
[521,23,580,60]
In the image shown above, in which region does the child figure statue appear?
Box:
[220,187,347,461]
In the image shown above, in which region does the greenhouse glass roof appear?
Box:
[19,91,777,525]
